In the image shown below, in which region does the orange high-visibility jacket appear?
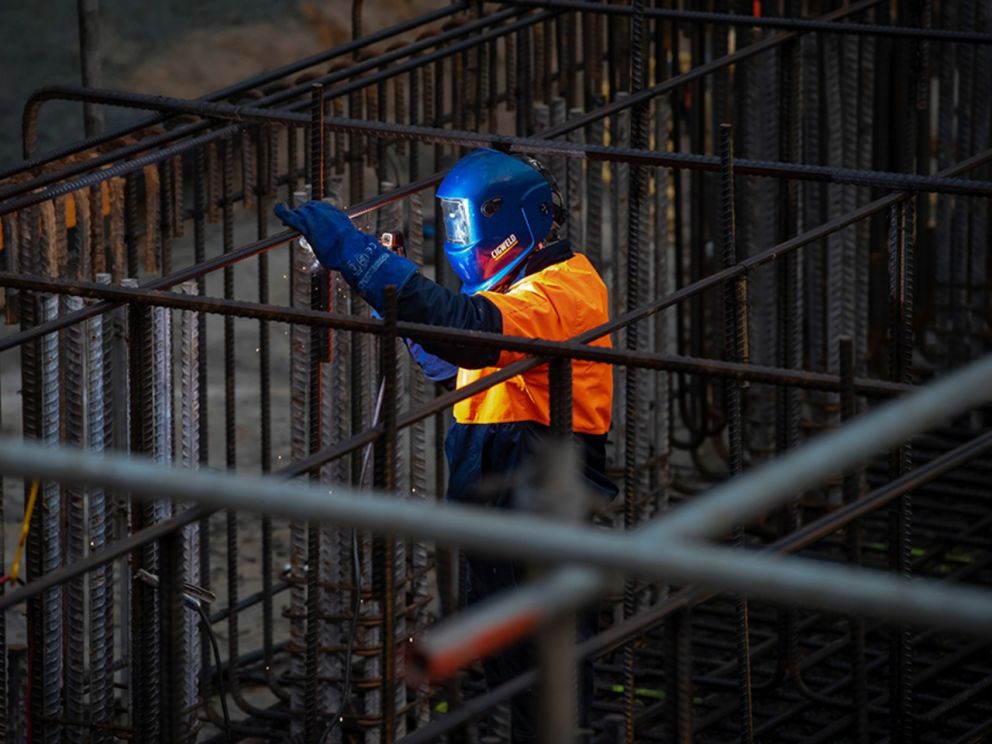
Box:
[394,240,616,504]
[453,252,613,434]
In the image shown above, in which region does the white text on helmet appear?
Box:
[490,234,518,261]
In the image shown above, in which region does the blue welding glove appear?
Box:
[405,338,459,384]
[274,200,417,311]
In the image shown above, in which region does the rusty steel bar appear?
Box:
[5,1,467,171]
[0,270,920,397]
[8,7,540,208]
[499,0,992,44]
[2,351,992,623]
[13,91,992,207]
[2,0,920,222]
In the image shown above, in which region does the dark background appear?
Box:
[0,0,431,165]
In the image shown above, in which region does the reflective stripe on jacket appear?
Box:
[453,252,613,435]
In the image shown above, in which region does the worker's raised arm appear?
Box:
[274,200,504,371]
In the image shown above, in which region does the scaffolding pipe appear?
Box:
[0,355,990,639]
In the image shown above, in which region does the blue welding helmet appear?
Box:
[436,148,563,295]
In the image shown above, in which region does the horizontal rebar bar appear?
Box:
[16,89,992,199]
[0,271,914,397]
[539,0,885,139]
[497,0,992,44]
[5,0,876,211]
[0,1,467,178]
[412,352,992,673]
[1,349,992,630]
[4,6,540,207]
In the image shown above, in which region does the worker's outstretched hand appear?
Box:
[274,200,360,272]
[273,200,418,312]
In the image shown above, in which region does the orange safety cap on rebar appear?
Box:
[453,253,613,435]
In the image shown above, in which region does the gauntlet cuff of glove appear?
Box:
[336,233,418,312]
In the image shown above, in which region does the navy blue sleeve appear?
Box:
[396,273,503,369]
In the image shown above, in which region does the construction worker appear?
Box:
[275,148,614,741]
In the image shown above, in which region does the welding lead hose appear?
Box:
[360,378,388,489]
[0,481,41,586]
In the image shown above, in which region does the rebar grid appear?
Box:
[1,1,991,742]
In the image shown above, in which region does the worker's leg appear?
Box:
[465,553,536,742]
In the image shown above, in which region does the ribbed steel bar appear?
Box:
[86,273,114,741]
[376,287,401,741]
[5,1,466,173]
[253,125,289,705]
[0,315,5,744]
[3,347,992,619]
[128,295,159,743]
[32,90,992,196]
[178,280,202,739]
[0,272,918,398]
[621,2,649,740]
[409,343,992,685]
[289,227,312,739]
[368,423,992,743]
[8,6,538,209]
[107,279,132,722]
[499,0,992,43]
[17,207,41,742]
[887,198,915,743]
[31,289,62,744]
[543,366,577,743]
[63,294,87,744]
[839,335,868,744]
[720,122,754,744]
[8,113,980,359]
[31,288,55,736]
[305,81,327,742]
[541,0,885,139]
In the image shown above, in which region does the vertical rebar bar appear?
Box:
[777,36,804,694]
[839,335,868,744]
[306,81,330,743]
[40,292,63,744]
[76,0,103,136]
[129,294,159,743]
[0,354,4,744]
[887,199,915,743]
[721,122,754,744]
[621,3,648,741]
[63,294,86,744]
[540,362,577,744]
[254,125,288,706]
[288,198,311,741]
[179,280,202,738]
[160,524,186,743]
[383,286,401,742]
[566,107,584,247]
[190,144,214,718]
[108,278,133,720]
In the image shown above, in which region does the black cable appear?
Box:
[196,601,233,744]
[317,528,363,744]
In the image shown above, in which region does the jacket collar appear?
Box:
[522,239,574,277]
[488,240,575,294]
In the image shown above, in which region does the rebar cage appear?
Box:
[0,1,991,742]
